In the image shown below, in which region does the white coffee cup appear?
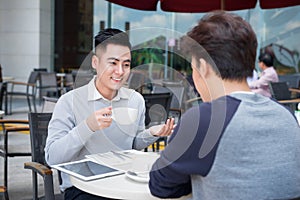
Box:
[112,107,138,125]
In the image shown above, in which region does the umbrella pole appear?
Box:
[221,0,225,10]
[107,2,112,28]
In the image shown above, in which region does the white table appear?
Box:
[71,173,190,200]
[71,173,160,200]
[70,151,191,200]
[2,76,14,81]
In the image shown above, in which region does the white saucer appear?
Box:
[125,171,149,183]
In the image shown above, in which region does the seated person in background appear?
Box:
[248,52,278,97]
[45,28,174,200]
[149,11,300,200]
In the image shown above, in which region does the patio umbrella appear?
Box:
[106,0,300,12]
[260,0,300,9]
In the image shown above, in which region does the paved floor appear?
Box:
[0,98,61,200]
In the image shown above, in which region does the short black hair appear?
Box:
[94,28,131,51]
[258,52,273,67]
[183,11,257,81]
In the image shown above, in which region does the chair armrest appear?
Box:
[289,88,300,93]
[7,81,27,85]
[8,81,34,86]
[185,96,202,104]
[0,119,29,124]
[24,162,56,199]
[0,119,30,132]
[0,186,8,199]
[278,98,300,104]
[170,108,182,113]
[24,162,53,176]
[0,186,6,193]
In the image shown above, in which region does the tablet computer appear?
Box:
[52,159,124,181]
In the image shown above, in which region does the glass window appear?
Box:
[94,2,300,74]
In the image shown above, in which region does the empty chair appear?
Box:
[63,73,74,92]
[0,186,9,200]
[0,119,30,195]
[279,74,300,98]
[142,92,173,152]
[6,71,39,114]
[269,81,300,111]
[39,72,59,101]
[24,112,63,200]
[143,92,173,127]
[163,81,186,119]
[72,70,94,88]
[278,74,300,89]
[152,83,185,120]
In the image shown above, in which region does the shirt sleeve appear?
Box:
[131,92,158,150]
[45,93,94,165]
[149,107,205,198]
[248,68,276,89]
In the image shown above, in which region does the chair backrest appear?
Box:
[34,68,47,72]
[153,83,185,112]
[163,82,185,109]
[28,112,52,165]
[39,72,58,88]
[39,72,59,98]
[64,73,74,86]
[142,92,172,126]
[27,112,63,200]
[279,74,300,89]
[72,70,94,88]
[28,71,40,84]
[269,81,291,100]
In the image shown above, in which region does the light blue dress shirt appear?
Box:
[45,77,157,191]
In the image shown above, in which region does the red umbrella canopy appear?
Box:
[160,0,257,12]
[106,0,158,11]
[106,0,300,12]
[260,0,300,9]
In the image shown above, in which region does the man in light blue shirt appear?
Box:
[45,28,174,200]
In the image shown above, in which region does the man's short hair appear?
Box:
[183,11,257,81]
[94,28,131,52]
[258,52,273,67]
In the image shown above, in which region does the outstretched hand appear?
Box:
[150,117,175,137]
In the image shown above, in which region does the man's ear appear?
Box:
[199,58,209,78]
[91,54,98,69]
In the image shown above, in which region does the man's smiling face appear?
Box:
[92,43,131,99]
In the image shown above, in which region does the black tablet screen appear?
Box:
[60,161,117,177]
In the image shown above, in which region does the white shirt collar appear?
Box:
[87,77,132,101]
[230,91,255,95]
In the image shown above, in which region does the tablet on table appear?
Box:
[52,159,124,181]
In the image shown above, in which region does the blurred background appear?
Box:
[0,0,299,84]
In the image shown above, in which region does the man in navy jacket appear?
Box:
[149,11,300,200]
